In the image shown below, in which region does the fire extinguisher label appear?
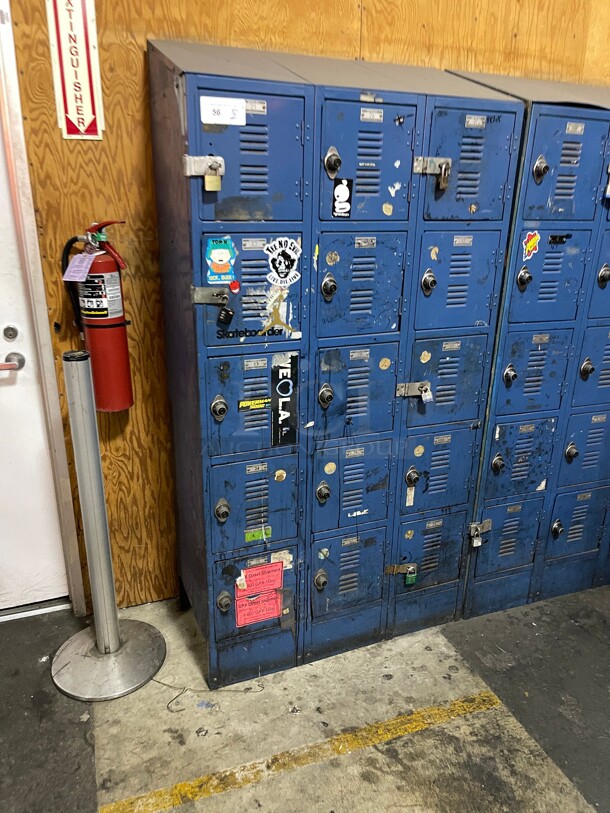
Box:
[77,272,123,319]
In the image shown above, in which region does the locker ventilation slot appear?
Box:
[239,125,269,155]
[554,174,577,201]
[244,478,269,528]
[560,141,582,167]
[456,171,481,199]
[346,366,370,417]
[350,256,376,315]
[460,133,485,163]
[447,253,471,308]
[539,252,563,303]
[523,348,547,395]
[599,345,610,388]
[241,258,270,319]
[428,450,450,494]
[242,376,270,431]
[436,355,460,405]
[510,437,534,481]
[566,505,588,543]
[339,549,360,593]
[498,517,520,557]
[240,165,269,194]
[342,462,365,510]
[421,531,441,572]
[356,131,382,195]
[583,427,605,470]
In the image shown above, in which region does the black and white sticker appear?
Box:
[264,238,302,288]
[332,178,353,218]
[77,272,123,319]
[271,352,298,447]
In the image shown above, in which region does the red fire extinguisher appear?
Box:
[62,220,134,412]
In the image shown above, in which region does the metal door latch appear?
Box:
[413,156,452,191]
[183,155,226,191]
[191,286,234,326]
[605,164,610,199]
[396,380,433,403]
[469,519,492,548]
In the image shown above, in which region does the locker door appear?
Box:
[590,230,610,319]
[423,107,516,221]
[200,232,303,346]
[319,100,416,221]
[314,344,397,440]
[521,114,607,221]
[406,335,487,426]
[414,231,501,330]
[545,488,610,559]
[311,529,385,618]
[312,441,391,532]
[495,329,571,415]
[204,351,299,456]
[508,230,590,324]
[558,411,610,487]
[209,454,299,555]
[484,418,556,501]
[474,499,543,577]
[213,549,298,641]
[573,327,610,407]
[400,428,476,514]
[195,90,305,222]
[316,232,406,338]
[394,512,466,592]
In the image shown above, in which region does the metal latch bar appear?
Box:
[396,381,432,398]
[385,564,417,575]
[190,285,229,306]
[183,155,226,178]
[469,519,492,548]
[413,156,452,175]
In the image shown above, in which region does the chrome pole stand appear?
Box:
[52,350,166,701]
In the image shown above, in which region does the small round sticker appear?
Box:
[420,350,432,364]
[414,445,425,458]
[274,469,287,482]
[382,202,393,216]
[326,251,340,266]
[379,357,391,371]
[430,246,439,261]
[405,530,415,540]
[324,462,337,475]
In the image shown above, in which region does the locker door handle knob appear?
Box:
[533,155,550,184]
[405,466,420,486]
[316,481,331,504]
[516,267,533,291]
[491,454,506,474]
[580,358,595,379]
[598,264,610,288]
[321,273,338,301]
[318,384,334,408]
[551,519,564,538]
[421,270,437,296]
[564,442,579,462]
[503,363,518,386]
[216,591,232,612]
[214,498,231,522]
[314,568,329,591]
[210,395,228,421]
[324,146,342,179]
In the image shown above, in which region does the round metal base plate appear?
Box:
[51,619,166,701]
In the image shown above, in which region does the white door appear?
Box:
[0,94,69,609]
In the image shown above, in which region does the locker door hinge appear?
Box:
[300,120,305,145]
[299,175,304,201]
[396,380,433,402]
[469,519,492,548]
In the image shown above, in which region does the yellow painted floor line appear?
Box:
[100,689,501,813]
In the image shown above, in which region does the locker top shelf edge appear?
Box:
[148,40,515,101]
[452,71,610,110]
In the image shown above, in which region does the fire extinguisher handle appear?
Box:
[99,239,127,270]
[88,219,125,233]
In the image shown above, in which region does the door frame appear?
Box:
[0,1,85,615]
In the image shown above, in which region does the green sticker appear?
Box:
[245,526,272,543]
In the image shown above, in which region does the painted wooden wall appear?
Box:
[10,0,609,607]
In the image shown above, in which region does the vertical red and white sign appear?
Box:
[46,0,104,140]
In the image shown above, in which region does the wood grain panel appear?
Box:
[361,0,591,82]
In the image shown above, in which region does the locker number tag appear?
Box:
[200,96,246,126]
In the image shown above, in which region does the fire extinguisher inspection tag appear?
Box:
[63,252,97,282]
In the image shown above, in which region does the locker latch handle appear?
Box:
[533,154,550,184]
[503,363,518,386]
[314,568,329,590]
[551,519,564,539]
[491,454,506,474]
[421,269,437,296]
[324,146,342,180]
[565,442,579,462]
[598,264,610,288]
[516,266,533,291]
[321,273,338,301]
[580,357,595,379]
[405,466,420,487]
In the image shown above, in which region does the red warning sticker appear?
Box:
[235,561,283,598]
[523,230,541,262]
[235,591,282,627]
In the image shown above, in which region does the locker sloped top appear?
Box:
[452,71,610,111]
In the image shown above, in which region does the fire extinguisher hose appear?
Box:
[62,236,83,332]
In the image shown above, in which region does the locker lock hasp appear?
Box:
[183,154,226,192]
[469,519,492,548]
[413,156,452,192]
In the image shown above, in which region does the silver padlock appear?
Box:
[419,383,433,404]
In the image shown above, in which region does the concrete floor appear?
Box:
[1,588,608,813]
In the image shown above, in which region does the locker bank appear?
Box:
[455,72,610,618]
[149,40,523,686]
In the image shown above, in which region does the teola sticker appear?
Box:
[271,352,298,446]
[206,237,237,284]
[523,231,540,262]
[264,237,301,287]
[332,178,353,218]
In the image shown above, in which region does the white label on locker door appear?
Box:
[355,237,377,248]
[244,358,267,370]
[453,235,473,247]
[406,487,415,507]
[465,114,487,129]
[360,107,383,122]
[200,96,246,126]
[345,447,365,458]
[566,122,585,135]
